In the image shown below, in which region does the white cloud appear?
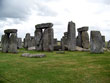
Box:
[0,0,110,41]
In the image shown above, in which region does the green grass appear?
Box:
[0,49,110,83]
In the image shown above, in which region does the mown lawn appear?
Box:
[0,49,110,83]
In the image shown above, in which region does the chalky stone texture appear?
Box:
[21,53,46,58]
[35,23,53,29]
[1,29,18,53]
[34,23,54,51]
[34,29,43,51]
[17,38,22,49]
[1,34,9,52]
[90,31,104,53]
[82,31,89,49]
[31,36,35,47]
[67,21,76,51]
[77,26,89,49]
[43,28,54,51]
[24,33,31,49]
[8,33,17,53]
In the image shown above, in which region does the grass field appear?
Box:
[0,49,110,83]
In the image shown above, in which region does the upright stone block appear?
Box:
[82,31,89,49]
[90,31,104,53]
[102,36,105,48]
[17,38,22,49]
[67,21,76,51]
[24,33,31,49]
[1,29,18,53]
[1,34,9,52]
[8,33,17,53]
[43,28,54,51]
[34,29,43,51]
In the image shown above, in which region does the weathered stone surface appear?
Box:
[31,36,35,47]
[102,36,105,48]
[24,33,31,48]
[35,23,53,29]
[28,46,36,51]
[21,53,46,58]
[21,53,30,57]
[77,26,88,32]
[1,34,9,52]
[43,28,54,51]
[8,33,17,53]
[82,31,89,49]
[90,31,104,53]
[67,21,76,51]
[76,46,90,52]
[4,29,17,34]
[107,40,110,48]
[61,37,65,51]
[34,29,43,51]
[17,38,22,49]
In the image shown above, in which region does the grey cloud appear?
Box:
[0,0,58,21]
[36,3,57,17]
[0,0,33,20]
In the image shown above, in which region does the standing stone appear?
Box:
[1,29,18,53]
[24,33,31,49]
[34,29,43,51]
[35,23,54,51]
[61,37,65,51]
[1,34,9,52]
[77,32,82,47]
[17,38,22,49]
[31,36,35,47]
[102,36,105,48]
[8,33,17,53]
[82,31,89,49]
[107,40,110,49]
[90,31,104,53]
[67,21,76,51]
[43,28,54,51]
[77,26,89,49]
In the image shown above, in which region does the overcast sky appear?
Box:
[0,0,110,41]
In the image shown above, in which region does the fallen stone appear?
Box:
[21,53,46,58]
[21,53,30,57]
[28,46,36,50]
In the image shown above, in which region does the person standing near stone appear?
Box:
[90,31,104,53]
